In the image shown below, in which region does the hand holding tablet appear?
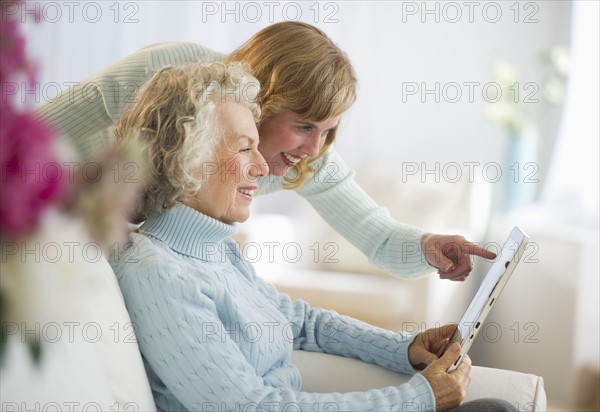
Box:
[407,325,472,411]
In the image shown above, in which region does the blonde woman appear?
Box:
[111,61,516,411]
[36,21,495,283]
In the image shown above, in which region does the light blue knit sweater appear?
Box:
[110,203,435,411]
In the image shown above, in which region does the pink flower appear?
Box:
[0,0,66,240]
[0,105,68,239]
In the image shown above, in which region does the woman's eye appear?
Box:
[299,125,312,134]
[240,148,252,153]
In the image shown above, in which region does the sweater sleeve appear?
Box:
[252,271,421,374]
[33,42,224,158]
[119,258,435,411]
[296,148,435,279]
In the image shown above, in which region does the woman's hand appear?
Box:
[408,323,458,370]
[421,233,497,281]
[408,325,470,409]
[421,342,472,411]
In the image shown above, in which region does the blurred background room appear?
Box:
[4,1,599,410]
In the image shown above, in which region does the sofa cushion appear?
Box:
[0,212,155,410]
[292,350,547,410]
[88,256,156,410]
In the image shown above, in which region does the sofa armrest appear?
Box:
[292,350,547,411]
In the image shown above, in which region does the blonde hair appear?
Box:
[115,62,260,221]
[226,22,357,189]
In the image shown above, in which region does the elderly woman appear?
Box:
[110,62,516,411]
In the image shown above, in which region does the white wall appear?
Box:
[23,1,571,185]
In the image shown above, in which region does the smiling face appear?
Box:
[184,101,268,224]
[257,112,340,177]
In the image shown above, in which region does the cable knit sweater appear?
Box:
[34,41,433,278]
[110,203,436,411]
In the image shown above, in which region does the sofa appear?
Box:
[1,229,547,411]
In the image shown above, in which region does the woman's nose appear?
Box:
[302,134,322,158]
[250,151,269,177]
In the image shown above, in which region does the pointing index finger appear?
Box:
[461,242,496,260]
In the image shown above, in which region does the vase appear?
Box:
[504,133,539,211]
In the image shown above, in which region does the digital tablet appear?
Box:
[441,226,530,371]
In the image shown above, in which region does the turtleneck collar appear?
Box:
[139,203,236,261]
